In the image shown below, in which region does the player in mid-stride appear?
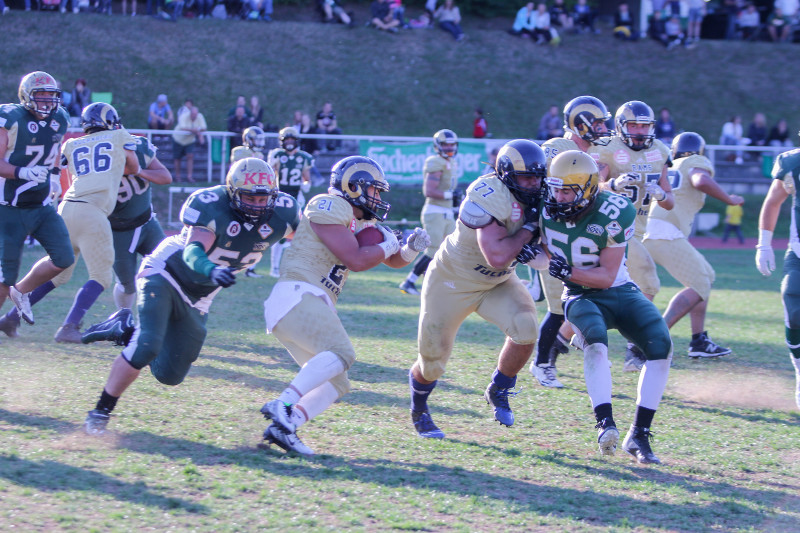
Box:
[540,150,673,464]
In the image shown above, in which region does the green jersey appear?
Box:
[140,185,300,310]
[0,103,69,207]
[772,148,800,248]
[542,190,636,295]
[108,136,158,231]
[268,147,314,199]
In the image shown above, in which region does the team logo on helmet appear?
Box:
[495,139,546,206]
[329,156,391,221]
[226,157,279,222]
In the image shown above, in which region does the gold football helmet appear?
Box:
[563,95,613,146]
[329,156,391,221]
[544,150,599,221]
[671,132,705,159]
[226,157,279,222]
[615,100,656,151]
[279,127,300,151]
[433,129,458,158]
[80,102,121,133]
[242,126,266,151]
[19,71,61,119]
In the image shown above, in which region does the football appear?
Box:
[356,226,384,247]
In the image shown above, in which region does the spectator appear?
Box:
[686,0,706,44]
[550,0,573,31]
[720,115,748,164]
[172,105,207,183]
[59,0,80,13]
[425,0,436,17]
[147,94,174,130]
[320,0,353,25]
[648,10,671,47]
[776,0,799,19]
[299,113,319,155]
[228,95,251,119]
[767,118,794,147]
[509,2,535,37]
[316,101,342,151]
[176,98,193,121]
[665,14,686,49]
[371,0,401,32]
[722,202,745,244]
[227,105,251,149]
[747,112,768,156]
[388,0,407,27]
[291,109,303,130]
[572,0,599,34]
[196,0,213,18]
[723,0,740,40]
[434,0,465,41]
[473,107,488,138]
[768,6,792,42]
[537,105,562,140]
[654,107,677,146]
[249,95,264,128]
[737,3,760,40]
[613,2,638,40]
[68,78,92,118]
[532,2,554,44]
[245,0,272,21]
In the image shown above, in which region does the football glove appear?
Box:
[516,243,549,270]
[756,229,775,276]
[300,180,311,193]
[645,181,667,202]
[451,188,464,208]
[49,170,62,199]
[376,225,400,259]
[400,227,431,262]
[210,266,236,288]
[521,205,540,234]
[609,172,637,192]
[17,165,51,184]
[549,255,572,281]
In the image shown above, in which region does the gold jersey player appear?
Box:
[531,95,613,388]
[399,129,460,295]
[261,156,431,455]
[590,100,675,371]
[644,132,742,358]
[408,139,545,438]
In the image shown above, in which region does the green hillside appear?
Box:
[3,9,799,142]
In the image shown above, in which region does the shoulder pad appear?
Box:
[459,199,493,229]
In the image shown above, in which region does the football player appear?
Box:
[755,133,800,410]
[261,156,430,455]
[644,132,743,358]
[83,158,301,435]
[265,126,315,278]
[531,95,613,388]
[80,133,172,346]
[407,139,544,439]
[399,128,460,296]
[541,150,672,464]
[0,71,74,333]
[230,126,266,163]
[7,103,140,343]
[590,100,675,372]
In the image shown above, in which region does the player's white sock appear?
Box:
[270,242,284,273]
[113,283,136,310]
[279,351,345,405]
[291,381,340,429]
[584,343,612,407]
[636,345,672,410]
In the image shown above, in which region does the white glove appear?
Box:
[17,165,50,184]
[376,225,400,259]
[300,180,311,193]
[49,171,62,199]
[609,173,637,192]
[756,229,775,276]
[400,227,431,262]
[645,181,667,202]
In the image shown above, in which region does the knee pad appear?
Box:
[508,309,538,345]
[783,270,800,329]
[642,334,673,361]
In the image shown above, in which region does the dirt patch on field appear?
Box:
[669,370,797,412]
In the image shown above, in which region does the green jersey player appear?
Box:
[82,158,301,435]
[0,71,73,332]
[541,150,672,464]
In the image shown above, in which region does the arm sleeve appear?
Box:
[183,241,216,277]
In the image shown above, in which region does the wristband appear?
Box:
[400,245,419,263]
[757,229,773,248]
[14,167,21,179]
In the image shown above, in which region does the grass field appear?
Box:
[1,245,798,532]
